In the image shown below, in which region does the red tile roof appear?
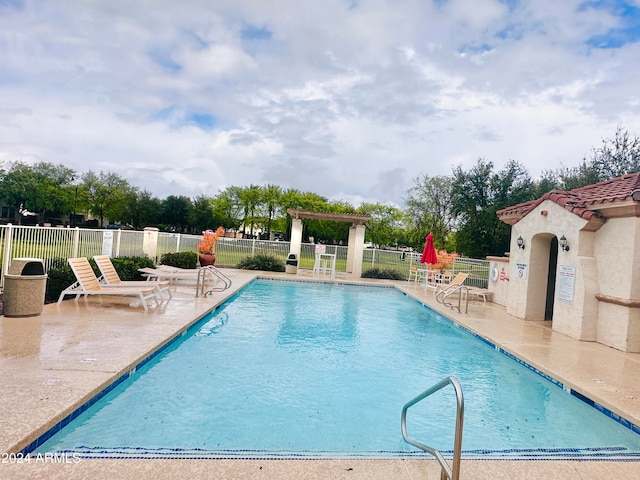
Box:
[497,172,640,224]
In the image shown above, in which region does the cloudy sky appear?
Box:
[1,0,639,205]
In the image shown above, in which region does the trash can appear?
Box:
[3,258,47,317]
[285,253,298,274]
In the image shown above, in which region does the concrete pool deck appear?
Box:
[1,268,640,479]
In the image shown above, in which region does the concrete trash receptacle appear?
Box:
[3,258,47,317]
[285,253,298,274]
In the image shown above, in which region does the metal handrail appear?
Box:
[196,266,232,297]
[401,376,464,480]
[435,285,469,314]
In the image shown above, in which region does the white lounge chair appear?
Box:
[433,272,469,297]
[93,255,172,300]
[58,258,160,312]
[465,287,492,303]
[138,265,201,284]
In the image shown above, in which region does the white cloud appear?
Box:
[440,0,508,29]
[179,44,257,78]
[0,0,639,207]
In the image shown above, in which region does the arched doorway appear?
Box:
[525,233,558,321]
[544,237,559,321]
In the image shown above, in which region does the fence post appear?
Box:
[251,237,256,257]
[176,233,181,253]
[143,227,159,261]
[115,229,122,257]
[2,223,13,279]
[72,227,80,257]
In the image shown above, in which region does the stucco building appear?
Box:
[488,173,640,353]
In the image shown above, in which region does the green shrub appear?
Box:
[160,252,198,269]
[236,254,285,272]
[45,262,77,303]
[361,267,406,281]
[109,256,155,280]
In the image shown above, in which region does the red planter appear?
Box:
[198,253,216,266]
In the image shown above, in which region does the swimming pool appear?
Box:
[34,280,640,459]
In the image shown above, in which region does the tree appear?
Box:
[489,160,535,255]
[300,200,356,244]
[190,195,215,232]
[238,185,263,238]
[451,159,493,257]
[531,169,561,198]
[32,163,76,223]
[358,203,406,248]
[212,186,245,231]
[277,189,330,241]
[160,195,193,232]
[451,159,534,258]
[82,171,133,226]
[262,184,283,239]
[404,174,455,249]
[0,161,76,224]
[556,162,602,191]
[294,194,349,244]
[121,189,162,229]
[590,125,640,179]
[0,161,41,223]
[556,126,640,189]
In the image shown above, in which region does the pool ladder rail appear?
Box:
[195,266,232,297]
[435,285,469,314]
[401,376,464,480]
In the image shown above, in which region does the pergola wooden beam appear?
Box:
[287,209,371,225]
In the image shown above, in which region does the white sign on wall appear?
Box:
[515,263,528,280]
[102,231,114,256]
[557,265,576,303]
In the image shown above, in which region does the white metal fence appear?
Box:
[0,224,489,289]
[451,256,490,289]
[362,250,489,288]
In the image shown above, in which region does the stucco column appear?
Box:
[290,218,303,260]
[346,226,357,273]
[143,227,159,261]
[351,224,366,278]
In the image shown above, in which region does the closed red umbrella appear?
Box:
[420,233,438,266]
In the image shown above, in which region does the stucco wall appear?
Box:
[595,216,636,299]
[597,303,640,352]
[486,256,510,306]
[500,191,640,352]
[594,216,640,352]
[506,200,588,327]
[634,218,640,301]
[628,307,640,352]
[503,200,640,352]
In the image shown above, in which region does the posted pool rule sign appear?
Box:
[102,231,114,256]
[515,263,527,279]
[557,265,576,303]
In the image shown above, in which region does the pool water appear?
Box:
[35,280,640,459]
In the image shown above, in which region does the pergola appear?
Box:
[287,209,371,278]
